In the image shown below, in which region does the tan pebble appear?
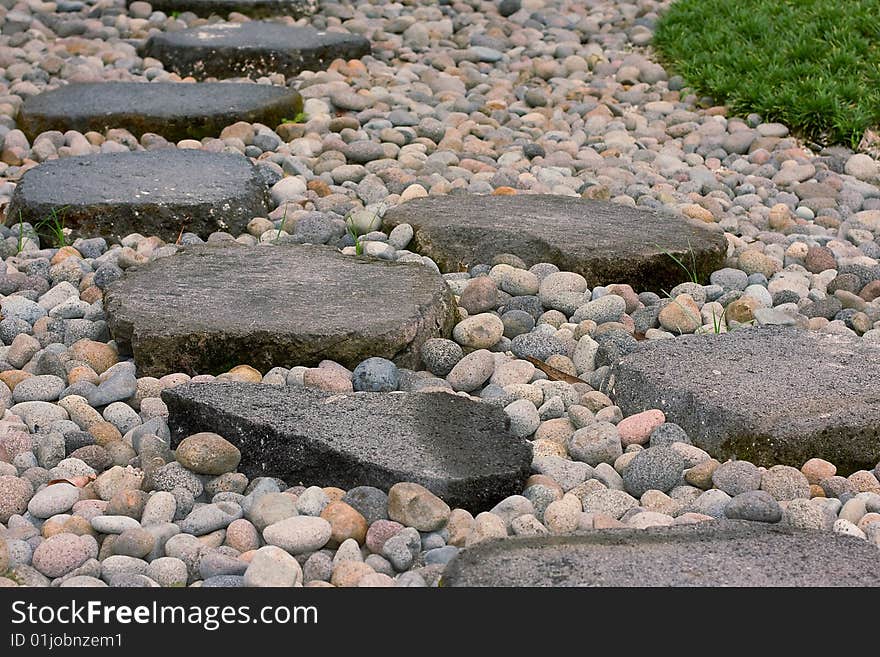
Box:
[322,487,346,502]
[531,438,568,458]
[858,514,880,532]
[0,371,31,390]
[685,459,720,489]
[88,422,123,446]
[68,365,100,386]
[523,475,564,498]
[330,561,374,588]
[224,365,262,383]
[801,458,836,484]
[847,470,880,494]
[446,509,475,547]
[682,204,715,223]
[68,340,117,374]
[592,513,626,529]
[320,501,368,547]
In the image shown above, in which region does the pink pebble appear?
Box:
[617,409,665,447]
[365,519,404,554]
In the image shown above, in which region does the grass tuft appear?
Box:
[653,0,880,148]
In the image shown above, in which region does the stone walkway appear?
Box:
[609,326,880,472]
[441,521,880,586]
[163,381,532,510]
[8,150,271,242]
[142,21,372,80]
[383,194,727,290]
[104,243,457,376]
[18,82,303,142]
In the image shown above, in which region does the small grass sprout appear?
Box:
[657,238,699,284]
[282,111,308,125]
[35,206,70,248]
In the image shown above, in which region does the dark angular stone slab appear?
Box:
[608,327,880,473]
[6,150,269,243]
[18,82,302,141]
[441,521,880,586]
[382,194,727,289]
[163,382,532,510]
[104,243,458,377]
[142,22,371,80]
[137,0,317,19]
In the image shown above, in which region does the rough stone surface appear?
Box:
[18,83,302,142]
[610,327,880,472]
[143,22,371,80]
[105,243,457,375]
[8,151,269,243]
[382,195,726,289]
[140,0,317,19]
[163,382,531,510]
[442,521,880,586]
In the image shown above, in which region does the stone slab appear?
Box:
[382,194,727,289]
[142,22,372,80]
[18,82,302,142]
[163,382,532,510]
[6,150,269,243]
[441,521,880,586]
[104,243,458,376]
[137,0,317,19]
[608,327,880,473]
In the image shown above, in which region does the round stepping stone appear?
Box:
[104,243,457,376]
[441,521,880,586]
[382,194,727,289]
[7,150,269,243]
[609,327,880,472]
[138,0,317,18]
[163,381,531,511]
[18,82,302,142]
[142,22,371,80]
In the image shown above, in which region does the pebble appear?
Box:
[175,432,241,475]
[263,516,332,554]
[387,483,450,532]
[724,490,783,523]
[621,446,686,497]
[712,460,763,496]
[27,483,80,518]
[244,546,302,587]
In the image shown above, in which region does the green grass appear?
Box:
[653,0,880,148]
[282,111,308,124]
[35,206,69,248]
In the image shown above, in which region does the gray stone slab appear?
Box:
[18,82,302,142]
[163,382,531,510]
[142,22,371,80]
[137,0,317,19]
[608,327,880,473]
[441,521,880,586]
[6,150,269,243]
[381,194,727,289]
[104,243,458,377]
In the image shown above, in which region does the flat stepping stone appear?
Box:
[7,150,269,243]
[382,194,727,288]
[609,327,880,472]
[104,243,457,377]
[142,22,371,80]
[163,382,532,510]
[17,82,302,142]
[138,0,317,18]
[441,521,880,586]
